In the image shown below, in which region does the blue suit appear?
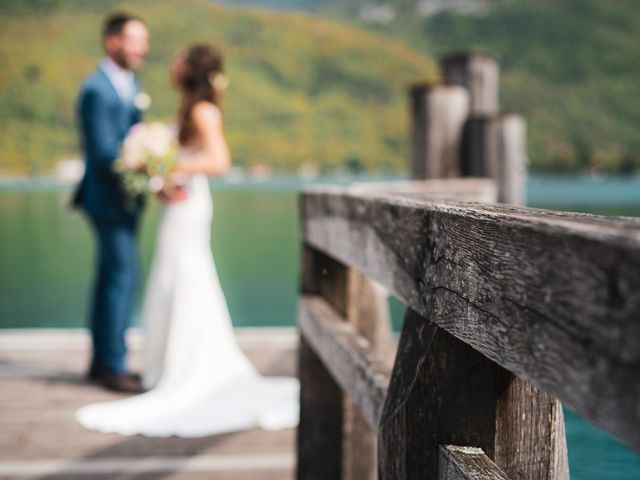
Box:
[75,67,143,373]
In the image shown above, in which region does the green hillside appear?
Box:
[318,0,640,173]
[0,0,437,175]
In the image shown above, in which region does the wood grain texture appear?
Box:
[299,296,391,431]
[378,309,500,479]
[346,268,396,367]
[302,184,640,449]
[344,269,393,480]
[494,373,569,479]
[439,445,511,480]
[343,399,377,480]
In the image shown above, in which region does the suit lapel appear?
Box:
[132,79,143,124]
[96,69,137,133]
[98,68,127,106]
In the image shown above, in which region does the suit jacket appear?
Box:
[73,67,143,224]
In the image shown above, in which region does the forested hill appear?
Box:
[4,0,637,174]
[0,0,437,175]
[227,0,640,173]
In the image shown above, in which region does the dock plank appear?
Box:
[0,328,298,479]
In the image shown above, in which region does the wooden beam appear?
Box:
[298,295,391,431]
[302,184,640,449]
[346,178,497,204]
[438,445,511,480]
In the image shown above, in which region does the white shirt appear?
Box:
[100,57,136,103]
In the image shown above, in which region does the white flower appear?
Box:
[144,122,174,157]
[148,175,165,193]
[115,122,177,203]
[134,92,152,111]
[208,73,229,91]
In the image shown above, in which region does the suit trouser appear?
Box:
[88,218,139,373]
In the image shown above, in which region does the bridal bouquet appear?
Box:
[114,122,177,207]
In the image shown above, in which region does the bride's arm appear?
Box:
[173,102,231,176]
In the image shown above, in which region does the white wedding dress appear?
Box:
[76,148,299,437]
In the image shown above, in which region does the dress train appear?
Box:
[76,171,299,437]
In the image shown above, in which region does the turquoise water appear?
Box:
[0,175,639,477]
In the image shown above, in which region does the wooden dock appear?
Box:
[0,328,298,480]
[297,179,640,479]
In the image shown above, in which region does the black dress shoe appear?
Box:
[101,371,145,393]
[87,361,143,388]
[87,360,109,381]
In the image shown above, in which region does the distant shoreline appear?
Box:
[1,173,639,206]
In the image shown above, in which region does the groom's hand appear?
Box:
[157,185,188,203]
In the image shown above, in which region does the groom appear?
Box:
[74,13,149,392]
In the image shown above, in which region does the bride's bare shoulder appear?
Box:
[191,101,222,125]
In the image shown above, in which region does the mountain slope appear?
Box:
[0,0,437,174]
[316,0,640,172]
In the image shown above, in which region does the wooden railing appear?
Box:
[295,178,640,479]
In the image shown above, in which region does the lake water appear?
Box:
[1,174,639,478]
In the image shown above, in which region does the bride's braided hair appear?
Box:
[176,44,224,146]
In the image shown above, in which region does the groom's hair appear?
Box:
[103,12,145,40]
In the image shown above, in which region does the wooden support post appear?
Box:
[494,115,526,205]
[298,246,392,480]
[347,272,395,363]
[297,336,344,480]
[297,246,346,480]
[461,116,498,178]
[494,374,569,479]
[441,52,526,206]
[379,309,499,479]
[344,270,393,480]
[410,84,470,179]
[460,115,526,205]
[378,309,569,480]
[441,53,499,116]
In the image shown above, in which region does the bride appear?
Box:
[76,44,299,437]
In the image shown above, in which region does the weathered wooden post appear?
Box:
[442,53,499,116]
[493,114,526,205]
[410,84,470,179]
[378,283,568,480]
[442,53,527,206]
[461,115,527,205]
[297,244,392,480]
[395,53,568,479]
[343,271,393,480]
[297,247,346,480]
[461,116,498,178]
[379,308,505,479]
